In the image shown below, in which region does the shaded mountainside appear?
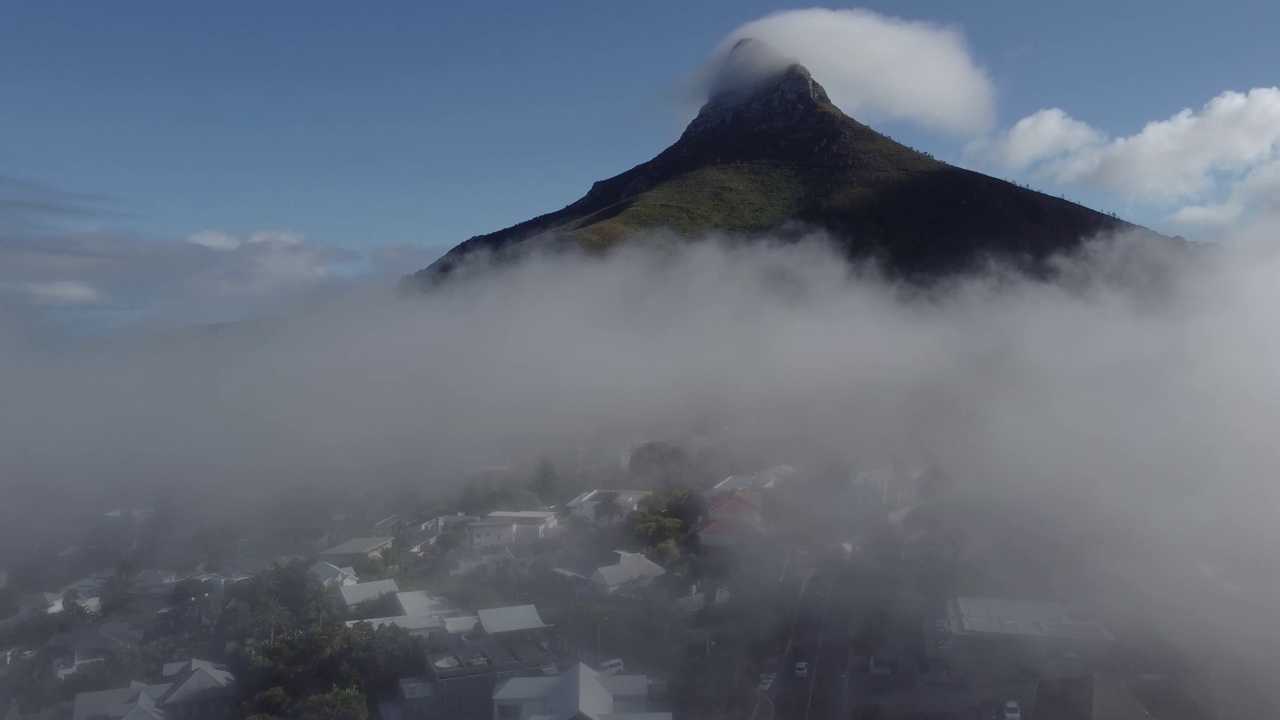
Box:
[411,40,1158,284]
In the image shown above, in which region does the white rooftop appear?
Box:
[478,604,551,634]
[338,579,400,608]
[396,590,450,617]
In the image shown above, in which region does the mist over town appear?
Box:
[2,4,1280,720]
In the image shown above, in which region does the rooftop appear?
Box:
[339,579,400,607]
[427,641,555,680]
[592,551,666,588]
[396,590,454,617]
[321,537,393,556]
[487,510,557,519]
[952,597,1113,641]
[491,662,667,720]
[347,615,444,632]
[478,604,552,634]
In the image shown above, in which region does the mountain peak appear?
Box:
[690,38,831,135]
[410,39,1154,285]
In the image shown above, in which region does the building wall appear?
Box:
[467,524,516,548]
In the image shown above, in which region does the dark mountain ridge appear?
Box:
[410,40,1161,285]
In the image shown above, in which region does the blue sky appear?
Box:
[2,1,1278,331]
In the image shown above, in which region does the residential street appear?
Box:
[770,561,853,720]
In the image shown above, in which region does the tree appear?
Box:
[255,594,294,643]
[594,491,625,527]
[528,456,561,504]
[630,511,683,549]
[628,441,688,490]
[305,583,340,626]
[295,687,367,720]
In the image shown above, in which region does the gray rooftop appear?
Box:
[321,537,393,556]
[952,597,1113,641]
[339,579,400,607]
[478,604,551,634]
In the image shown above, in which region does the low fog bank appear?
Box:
[1,229,1277,551]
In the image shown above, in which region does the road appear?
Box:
[771,560,854,720]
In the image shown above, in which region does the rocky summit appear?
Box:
[411,39,1155,285]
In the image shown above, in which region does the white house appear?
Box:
[589,551,666,594]
[338,579,400,610]
[465,520,518,549]
[486,511,559,543]
[566,490,651,526]
[311,561,359,589]
[491,662,668,720]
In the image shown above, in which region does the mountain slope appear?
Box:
[411,40,1151,283]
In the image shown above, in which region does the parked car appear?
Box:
[934,618,950,633]
[936,638,953,650]
[598,659,625,676]
[793,661,809,678]
[1004,700,1022,720]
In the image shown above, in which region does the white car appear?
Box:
[1004,700,1021,720]
[793,661,809,678]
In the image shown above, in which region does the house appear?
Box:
[942,597,1113,659]
[477,605,552,642]
[47,622,143,679]
[310,561,359,588]
[71,658,234,720]
[566,490,651,526]
[72,683,170,720]
[589,551,666,594]
[663,579,731,614]
[405,640,558,720]
[339,579,401,611]
[696,514,766,548]
[19,592,64,616]
[348,614,446,639]
[320,537,394,566]
[697,490,767,548]
[371,514,403,537]
[706,490,763,522]
[492,662,670,720]
[711,475,759,492]
[135,569,178,591]
[486,511,559,543]
[395,590,460,618]
[159,659,237,720]
[464,520,517,549]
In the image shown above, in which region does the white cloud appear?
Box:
[247,230,306,245]
[186,229,349,299]
[700,8,996,135]
[1167,202,1244,227]
[15,280,104,306]
[970,108,1104,170]
[187,230,241,251]
[973,88,1280,230]
[1053,88,1280,202]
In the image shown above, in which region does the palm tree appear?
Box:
[254,594,293,643]
[594,491,624,527]
[304,582,339,626]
